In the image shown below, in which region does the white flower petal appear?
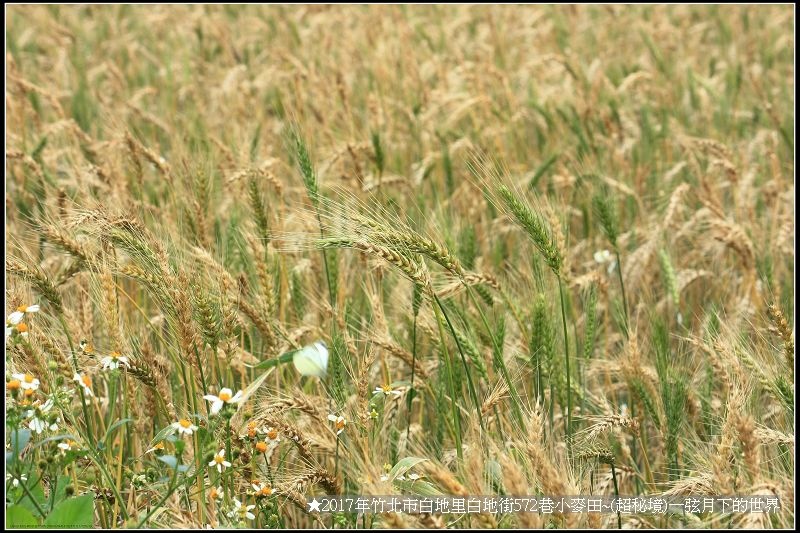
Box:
[29,418,46,434]
[8,311,24,325]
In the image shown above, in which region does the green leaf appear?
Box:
[156,454,190,474]
[395,479,442,497]
[236,367,272,406]
[52,475,73,506]
[6,505,39,527]
[103,418,133,445]
[157,455,179,469]
[149,425,177,448]
[528,153,558,190]
[388,457,428,481]
[31,434,80,451]
[7,429,31,464]
[17,483,46,515]
[43,494,94,528]
[249,350,295,370]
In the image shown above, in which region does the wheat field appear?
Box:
[4,4,795,529]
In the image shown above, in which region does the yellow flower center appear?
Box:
[24,374,34,383]
[24,389,34,397]
[17,305,27,312]
[179,419,192,428]
[335,419,346,431]
[110,351,120,360]
[7,379,21,390]
[261,487,273,496]
[16,323,28,333]
[381,384,392,392]
[267,428,278,440]
[218,391,232,402]
[209,488,219,500]
[214,455,224,464]
[255,441,268,453]
[81,375,92,387]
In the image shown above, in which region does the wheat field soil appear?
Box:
[4,4,795,530]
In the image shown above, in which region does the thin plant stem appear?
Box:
[614,250,630,338]
[405,312,418,442]
[431,298,464,459]
[558,279,572,457]
[610,462,622,529]
[465,286,524,428]
[433,293,484,434]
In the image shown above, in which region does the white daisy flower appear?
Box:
[26,399,56,434]
[7,305,40,326]
[100,351,130,371]
[57,440,78,453]
[73,373,94,397]
[251,481,273,497]
[172,419,198,436]
[28,416,50,434]
[12,373,39,391]
[373,384,403,397]
[208,449,231,473]
[6,473,27,487]
[327,414,347,435]
[292,341,329,378]
[229,498,256,521]
[203,388,243,415]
